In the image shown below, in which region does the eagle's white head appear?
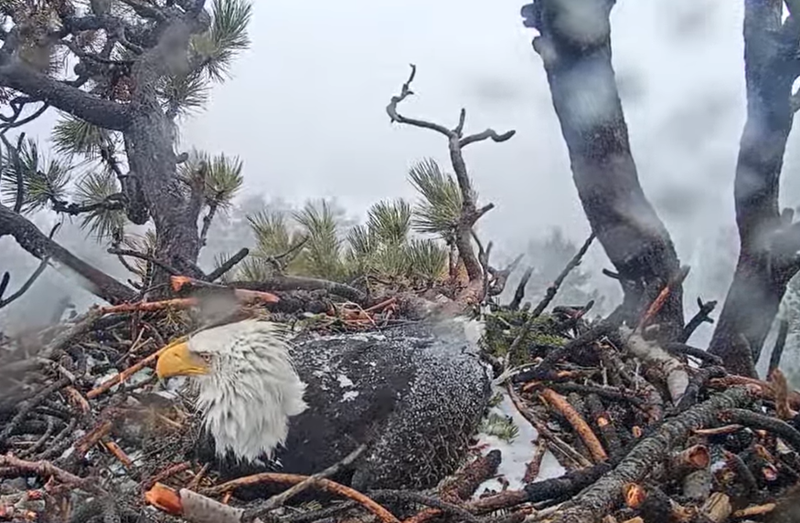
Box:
[155,319,308,463]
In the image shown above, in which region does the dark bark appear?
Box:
[0,56,129,131]
[523,0,684,340]
[0,204,136,304]
[709,1,800,373]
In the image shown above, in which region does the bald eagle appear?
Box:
[156,318,490,497]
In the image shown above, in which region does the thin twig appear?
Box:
[244,445,367,521]
[506,233,595,361]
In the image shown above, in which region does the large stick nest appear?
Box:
[0,285,798,523]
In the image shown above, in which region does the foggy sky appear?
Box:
[3,0,799,347]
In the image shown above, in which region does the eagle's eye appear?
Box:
[197,353,213,364]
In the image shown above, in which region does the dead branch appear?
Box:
[679,298,717,343]
[244,444,367,520]
[622,328,690,404]
[488,253,524,297]
[719,408,800,451]
[0,203,136,304]
[107,248,181,276]
[509,266,534,311]
[0,223,60,309]
[98,297,200,315]
[539,388,608,463]
[547,387,755,523]
[0,455,104,495]
[206,247,249,282]
[199,473,400,523]
[230,276,366,304]
[506,232,595,360]
[386,64,515,291]
[87,338,186,399]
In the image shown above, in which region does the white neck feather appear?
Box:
[189,320,308,463]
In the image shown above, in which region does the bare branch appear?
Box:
[0,56,130,130]
[0,223,59,309]
[454,108,467,135]
[459,129,517,148]
[489,253,524,297]
[206,247,249,282]
[107,248,181,276]
[0,203,136,304]
[52,195,126,216]
[509,266,534,311]
[385,64,453,137]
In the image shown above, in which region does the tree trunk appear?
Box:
[524,0,684,338]
[122,18,206,292]
[124,111,202,289]
[708,0,800,375]
[0,204,136,304]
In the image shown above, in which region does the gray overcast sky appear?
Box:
[181,0,758,261]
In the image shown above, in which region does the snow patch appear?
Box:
[474,386,566,495]
[342,390,359,402]
[337,374,354,388]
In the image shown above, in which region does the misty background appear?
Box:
[1,1,795,364]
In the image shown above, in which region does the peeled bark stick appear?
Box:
[732,503,776,518]
[636,265,690,331]
[540,388,608,463]
[769,369,797,420]
[622,328,689,404]
[548,387,755,523]
[507,383,593,469]
[145,483,265,523]
[98,298,200,315]
[700,492,732,523]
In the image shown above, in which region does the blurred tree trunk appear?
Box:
[708,0,800,376]
[523,0,684,339]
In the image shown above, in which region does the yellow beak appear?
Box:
[155,340,209,379]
